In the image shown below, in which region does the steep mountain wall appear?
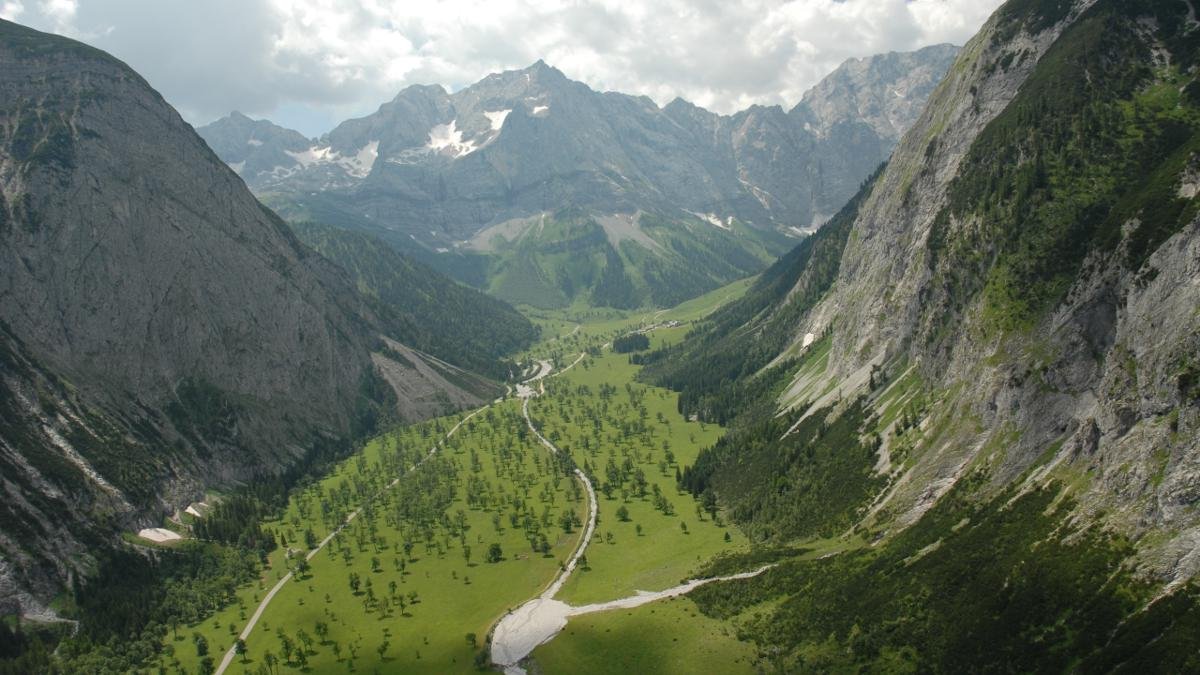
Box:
[793,0,1200,568]
[654,0,1200,590]
[0,19,492,614]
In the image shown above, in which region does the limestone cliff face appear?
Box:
[0,19,489,613]
[776,0,1200,580]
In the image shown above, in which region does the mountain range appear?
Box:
[198,46,958,307]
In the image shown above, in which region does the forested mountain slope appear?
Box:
[0,19,501,616]
[290,221,537,379]
[647,0,1200,668]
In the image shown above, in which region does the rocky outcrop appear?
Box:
[0,19,492,613]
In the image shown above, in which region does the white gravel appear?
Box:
[137,527,181,543]
[490,565,775,672]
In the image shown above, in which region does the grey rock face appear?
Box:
[0,19,488,613]
[197,48,958,245]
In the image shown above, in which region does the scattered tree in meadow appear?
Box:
[297,628,313,653]
[486,543,503,563]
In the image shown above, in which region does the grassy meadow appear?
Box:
[155,276,758,675]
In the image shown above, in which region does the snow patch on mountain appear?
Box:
[687,210,731,230]
[286,145,334,168]
[485,109,511,131]
[532,105,549,115]
[738,177,775,210]
[345,140,379,177]
[283,140,379,178]
[426,120,478,158]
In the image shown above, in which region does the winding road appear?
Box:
[519,361,599,601]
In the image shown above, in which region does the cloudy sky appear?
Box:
[2,0,1003,137]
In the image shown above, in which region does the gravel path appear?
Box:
[493,355,598,673]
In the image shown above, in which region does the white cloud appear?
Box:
[9,0,1003,135]
[1,1,25,21]
[39,0,74,29]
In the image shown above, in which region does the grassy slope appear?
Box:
[612,4,1200,672]
[485,212,783,310]
[291,221,538,379]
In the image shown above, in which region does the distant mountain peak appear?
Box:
[393,82,448,99]
[524,57,557,73]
